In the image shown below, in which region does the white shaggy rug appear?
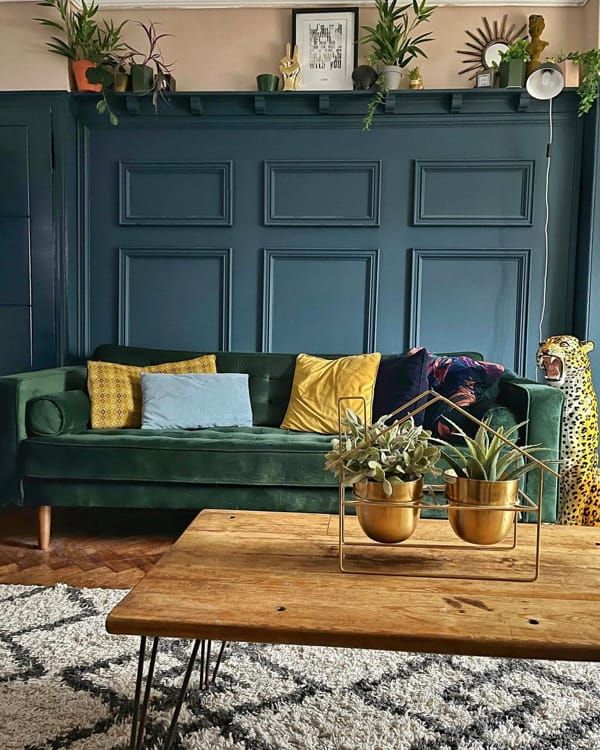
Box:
[1,584,600,750]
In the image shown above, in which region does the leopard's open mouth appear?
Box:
[538,353,564,384]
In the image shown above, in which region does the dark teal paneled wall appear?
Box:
[0,94,63,374]
[0,90,591,379]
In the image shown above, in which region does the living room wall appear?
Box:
[0,1,598,91]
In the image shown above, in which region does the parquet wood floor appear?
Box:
[0,507,195,588]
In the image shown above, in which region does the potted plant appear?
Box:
[126,21,174,109]
[361,0,435,129]
[437,417,547,545]
[408,65,424,89]
[325,409,441,543]
[553,49,600,116]
[497,39,531,89]
[35,0,127,93]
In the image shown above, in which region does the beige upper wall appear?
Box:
[0,1,597,91]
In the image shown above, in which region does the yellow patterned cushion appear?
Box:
[281,352,381,434]
[87,355,217,429]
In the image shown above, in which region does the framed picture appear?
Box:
[475,70,494,88]
[292,8,359,91]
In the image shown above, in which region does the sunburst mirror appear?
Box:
[457,15,527,81]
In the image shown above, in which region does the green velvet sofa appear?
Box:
[0,344,563,548]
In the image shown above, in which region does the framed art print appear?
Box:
[292,8,359,91]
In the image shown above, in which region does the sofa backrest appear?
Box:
[92,345,484,427]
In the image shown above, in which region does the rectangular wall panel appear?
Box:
[0,307,31,375]
[118,248,231,351]
[262,249,378,353]
[119,161,233,226]
[0,126,29,217]
[413,160,534,226]
[264,161,381,226]
[0,218,30,305]
[409,249,530,374]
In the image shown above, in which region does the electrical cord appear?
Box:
[539,96,553,345]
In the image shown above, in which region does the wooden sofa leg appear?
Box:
[37,506,52,550]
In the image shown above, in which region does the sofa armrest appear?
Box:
[497,376,563,522]
[0,367,87,505]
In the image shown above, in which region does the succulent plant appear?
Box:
[435,416,547,482]
[324,409,441,496]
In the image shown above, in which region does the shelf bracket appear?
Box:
[254,95,266,114]
[125,95,141,116]
[384,93,397,114]
[450,93,463,114]
[318,94,330,114]
[189,95,203,115]
[516,92,530,112]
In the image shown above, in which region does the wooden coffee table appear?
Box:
[107,509,600,748]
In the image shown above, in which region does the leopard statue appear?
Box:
[537,335,600,525]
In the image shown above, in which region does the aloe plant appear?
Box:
[324,408,441,496]
[435,417,547,482]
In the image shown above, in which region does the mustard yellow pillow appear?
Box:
[88,355,217,429]
[281,353,381,434]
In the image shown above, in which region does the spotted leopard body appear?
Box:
[537,335,600,525]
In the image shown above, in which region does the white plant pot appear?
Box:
[382,65,403,90]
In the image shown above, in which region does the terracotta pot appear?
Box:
[445,471,518,545]
[354,478,422,543]
[72,60,102,93]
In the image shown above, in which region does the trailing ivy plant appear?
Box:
[361,0,436,130]
[553,49,600,116]
[324,408,441,496]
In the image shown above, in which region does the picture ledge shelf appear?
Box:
[0,0,589,5]
[69,89,578,121]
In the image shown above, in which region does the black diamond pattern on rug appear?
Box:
[1,584,599,750]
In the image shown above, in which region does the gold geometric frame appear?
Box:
[337,390,560,582]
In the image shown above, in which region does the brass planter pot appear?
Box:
[354,478,422,543]
[445,472,518,545]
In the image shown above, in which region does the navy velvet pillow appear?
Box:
[372,348,429,425]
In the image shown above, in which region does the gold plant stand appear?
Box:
[337,389,560,583]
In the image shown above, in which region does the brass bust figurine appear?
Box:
[526,14,549,77]
[280,43,301,91]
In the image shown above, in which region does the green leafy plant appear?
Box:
[35,0,126,61]
[498,39,531,65]
[361,0,435,130]
[435,417,547,482]
[325,409,441,496]
[554,49,600,116]
[361,0,435,68]
[408,65,421,81]
[125,21,174,111]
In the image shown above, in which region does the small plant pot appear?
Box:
[498,59,526,89]
[257,74,280,92]
[445,472,518,545]
[354,478,422,543]
[131,64,154,92]
[72,60,102,93]
[113,73,129,93]
[381,65,403,90]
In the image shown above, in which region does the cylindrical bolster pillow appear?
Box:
[27,391,91,436]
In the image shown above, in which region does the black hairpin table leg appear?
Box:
[130,636,160,750]
[128,637,229,749]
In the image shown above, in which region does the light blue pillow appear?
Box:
[140,373,253,430]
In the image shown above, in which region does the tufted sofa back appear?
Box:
[92,345,483,428]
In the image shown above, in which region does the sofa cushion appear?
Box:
[92,345,486,429]
[27,390,91,436]
[21,426,336,487]
[88,355,216,429]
